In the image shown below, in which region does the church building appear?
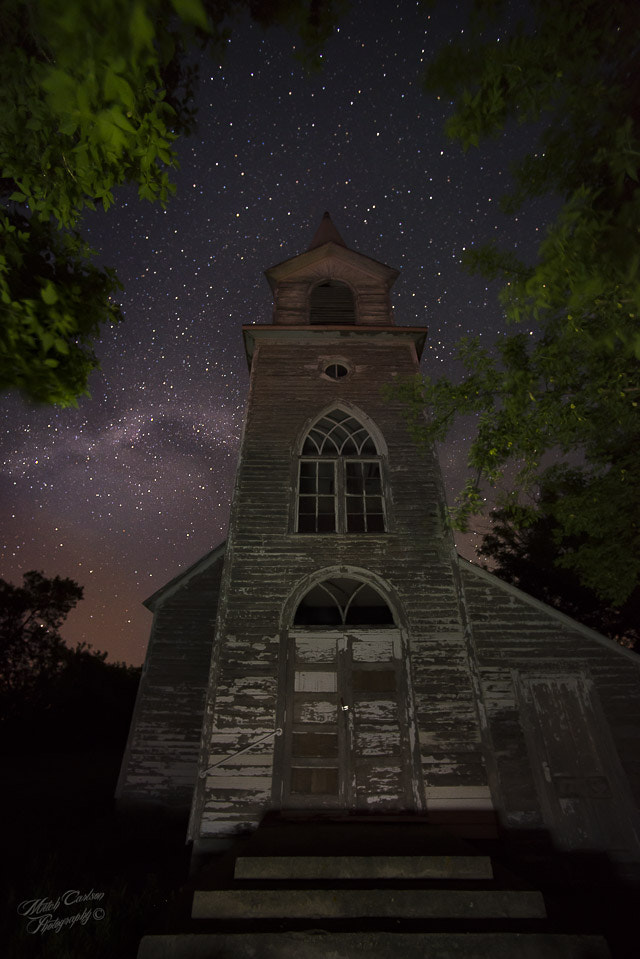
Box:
[117,214,640,885]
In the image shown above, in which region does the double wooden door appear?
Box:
[516,673,640,855]
[277,630,416,811]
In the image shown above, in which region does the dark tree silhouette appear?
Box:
[0,569,83,699]
[479,478,639,652]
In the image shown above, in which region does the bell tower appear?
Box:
[187,213,495,853]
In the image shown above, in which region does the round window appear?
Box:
[324,363,348,379]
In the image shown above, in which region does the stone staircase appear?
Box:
[137,816,612,958]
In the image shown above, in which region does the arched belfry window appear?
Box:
[297,409,386,534]
[309,280,356,325]
[294,577,396,626]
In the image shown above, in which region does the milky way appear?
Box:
[0,1,552,664]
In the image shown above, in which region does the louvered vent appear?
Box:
[309,280,356,325]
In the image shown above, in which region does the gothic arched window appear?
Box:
[293,577,396,626]
[297,409,386,534]
[309,280,356,325]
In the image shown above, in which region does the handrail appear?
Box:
[199,728,283,778]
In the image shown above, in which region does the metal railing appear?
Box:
[199,728,283,778]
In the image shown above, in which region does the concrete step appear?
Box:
[234,854,493,880]
[192,887,547,920]
[138,931,611,958]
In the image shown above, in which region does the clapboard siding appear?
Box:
[459,562,640,832]
[116,549,225,810]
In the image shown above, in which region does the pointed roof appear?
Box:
[265,214,399,292]
[308,211,347,251]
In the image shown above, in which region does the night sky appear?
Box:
[0,1,553,665]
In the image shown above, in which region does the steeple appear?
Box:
[307,211,347,250]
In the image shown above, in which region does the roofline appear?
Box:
[265,242,400,291]
[143,540,227,611]
[458,556,640,665]
[241,324,428,370]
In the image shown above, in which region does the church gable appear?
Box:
[116,544,226,811]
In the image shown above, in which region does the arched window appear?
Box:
[297,409,386,534]
[293,577,396,626]
[309,280,356,325]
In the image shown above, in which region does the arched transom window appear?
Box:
[293,577,396,626]
[297,410,386,534]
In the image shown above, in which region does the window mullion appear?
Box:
[337,460,346,533]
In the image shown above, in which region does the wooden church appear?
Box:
[117,215,640,956]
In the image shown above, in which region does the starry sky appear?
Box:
[0,0,554,665]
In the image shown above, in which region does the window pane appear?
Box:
[317,496,335,515]
[292,732,339,758]
[332,424,350,441]
[299,476,316,494]
[318,477,335,495]
[317,513,336,533]
[291,767,339,795]
[321,435,340,455]
[362,438,377,454]
[347,513,365,532]
[366,513,385,533]
[364,465,381,493]
[346,464,363,494]
[298,497,315,514]
[353,669,397,692]
[366,496,383,514]
[302,438,318,454]
[318,461,335,478]
[298,514,316,533]
[300,461,316,477]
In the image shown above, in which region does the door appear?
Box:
[279,630,416,810]
[515,672,640,855]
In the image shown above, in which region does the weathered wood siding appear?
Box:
[116,549,224,811]
[273,256,393,327]
[189,335,489,840]
[459,562,640,850]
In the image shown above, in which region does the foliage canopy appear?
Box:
[0,0,338,405]
[390,0,640,606]
[479,474,639,651]
[0,569,83,697]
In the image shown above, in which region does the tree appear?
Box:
[389,0,640,607]
[0,0,338,405]
[0,569,83,699]
[479,472,639,651]
[0,570,142,750]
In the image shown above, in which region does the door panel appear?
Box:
[281,631,413,809]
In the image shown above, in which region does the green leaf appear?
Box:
[170,0,210,30]
[130,3,155,52]
[40,282,58,305]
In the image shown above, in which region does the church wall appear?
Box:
[116,554,224,811]
[460,564,640,853]
[191,337,491,839]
